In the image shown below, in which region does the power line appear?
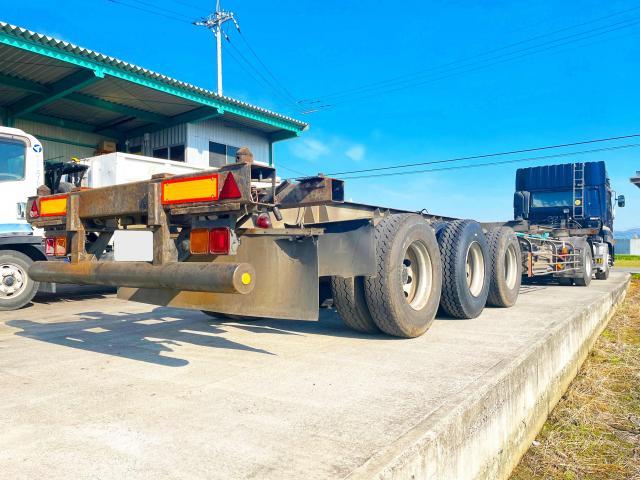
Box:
[327,133,640,176]
[233,20,298,105]
[321,15,640,109]
[298,6,640,110]
[338,143,640,180]
[107,0,193,24]
[223,35,304,113]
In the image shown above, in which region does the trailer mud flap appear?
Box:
[316,219,376,278]
[118,234,319,321]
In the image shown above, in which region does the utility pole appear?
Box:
[193,1,239,96]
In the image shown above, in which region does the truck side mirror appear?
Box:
[513,191,530,220]
[617,195,625,208]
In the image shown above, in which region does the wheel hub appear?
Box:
[0,264,26,297]
[401,240,433,311]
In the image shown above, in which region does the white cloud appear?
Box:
[345,144,365,162]
[290,138,330,162]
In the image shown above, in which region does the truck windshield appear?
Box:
[0,138,26,182]
[531,190,573,208]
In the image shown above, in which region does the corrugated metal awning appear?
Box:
[0,22,307,142]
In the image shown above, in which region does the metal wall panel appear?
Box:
[14,119,114,163]
[126,124,187,157]
[186,119,270,167]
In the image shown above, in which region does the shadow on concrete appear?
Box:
[7,307,276,367]
[33,286,116,305]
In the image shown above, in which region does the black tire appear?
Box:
[431,220,449,238]
[0,250,39,311]
[364,214,442,338]
[574,246,593,287]
[486,227,522,308]
[437,220,490,319]
[331,276,379,333]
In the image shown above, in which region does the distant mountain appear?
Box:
[615,228,640,239]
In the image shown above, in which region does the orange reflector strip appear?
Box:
[54,236,67,257]
[161,174,219,205]
[40,195,67,217]
[190,228,210,254]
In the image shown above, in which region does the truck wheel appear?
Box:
[486,227,522,308]
[438,220,490,318]
[0,250,39,311]
[364,214,442,338]
[331,276,379,333]
[574,247,593,287]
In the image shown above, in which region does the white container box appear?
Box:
[81,152,206,188]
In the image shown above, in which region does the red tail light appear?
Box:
[45,237,55,256]
[209,228,231,255]
[29,201,39,219]
[256,213,272,229]
[219,172,241,200]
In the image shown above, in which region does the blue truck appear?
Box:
[509,161,625,284]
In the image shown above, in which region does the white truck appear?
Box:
[0,126,207,310]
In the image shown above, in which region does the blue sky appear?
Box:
[3,0,639,230]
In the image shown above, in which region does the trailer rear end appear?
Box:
[26,156,525,337]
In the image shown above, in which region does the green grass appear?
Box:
[615,254,640,268]
[511,279,640,480]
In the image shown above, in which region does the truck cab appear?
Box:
[514,161,622,279]
[0,127,47,310]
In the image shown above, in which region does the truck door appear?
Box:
[0,132,42,228]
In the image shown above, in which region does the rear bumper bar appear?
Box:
[29,261,255,294]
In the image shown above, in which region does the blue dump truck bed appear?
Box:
[515,161,608,191]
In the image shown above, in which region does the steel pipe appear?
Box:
[29,261,255,294]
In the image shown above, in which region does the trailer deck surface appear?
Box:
[0,273,629,479]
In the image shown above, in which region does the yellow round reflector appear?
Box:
[241,272,252,285]
[574,199,582,206]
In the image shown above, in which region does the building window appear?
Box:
[170,144,185,162]
[209,141,239,166]
[152,145,185,162]
[153,147,168,160]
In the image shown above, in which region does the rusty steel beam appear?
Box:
[275,176,345,208]
[29,261,255,294]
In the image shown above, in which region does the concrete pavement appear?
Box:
[0,273,630,479]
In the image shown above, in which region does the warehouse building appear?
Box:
[0,22,307,167]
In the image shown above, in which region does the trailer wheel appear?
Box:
[486,227,522,307]
[574,247,593,287]
[437,220,490,318]
[0,250,39,311]
[331,276,379,333]
[364,214,442,338]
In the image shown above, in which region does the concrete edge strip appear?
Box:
[346,274,631,480]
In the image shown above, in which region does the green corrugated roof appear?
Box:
[0,21,307,133]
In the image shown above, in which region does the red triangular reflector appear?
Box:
[220,172,242,199]
[29,201,39,218]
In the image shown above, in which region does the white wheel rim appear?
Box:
[401,240,433,311]
[585,251,592,277]
[504,244,518,290]
[0,263,27,299]
[465,242,485,297]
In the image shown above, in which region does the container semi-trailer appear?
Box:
[23,154,623,337]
